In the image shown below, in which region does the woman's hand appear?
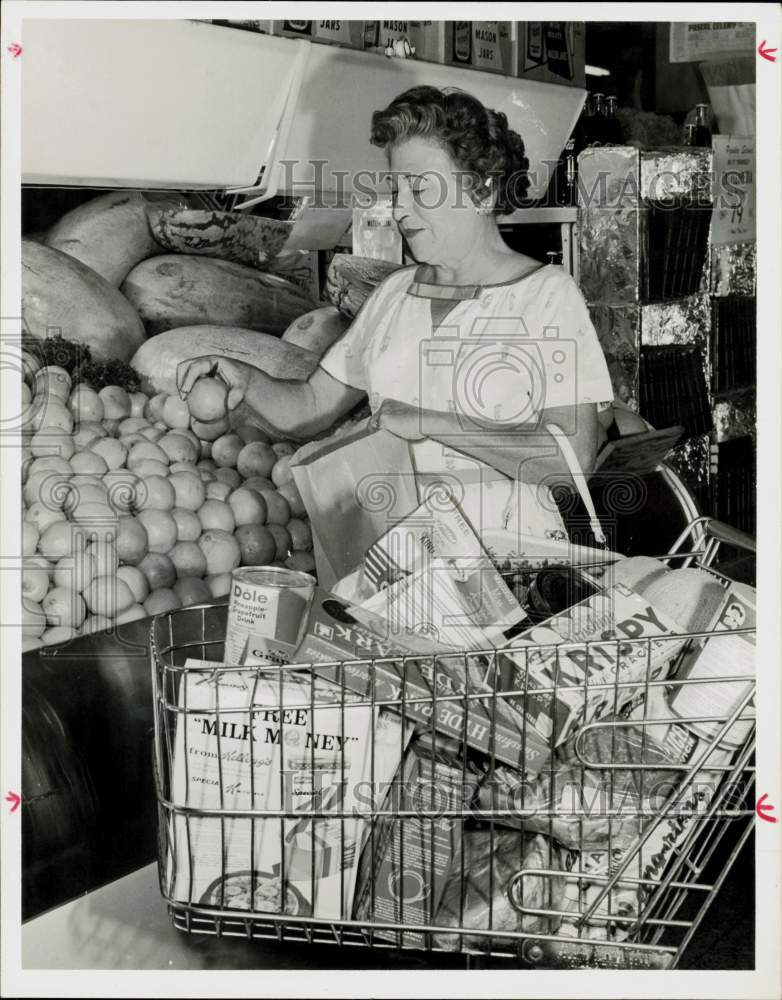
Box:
[368,399,427,441]
[176,356,256,411]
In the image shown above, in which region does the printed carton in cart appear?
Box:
[296,589,552,775]
[352,734,482,947]
[497,582,688,749]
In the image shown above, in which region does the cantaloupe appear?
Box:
[44,191,185,286]
[149,209,292,269]
[326,254,402,318]
[281,306,350,358]
[22,240,146,363]
[121,255,315,337]
[130,325,321,397]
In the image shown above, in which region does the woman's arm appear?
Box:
[177,357,365,440]
[373,399,599,488]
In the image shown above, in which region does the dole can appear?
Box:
[224,566,316,667]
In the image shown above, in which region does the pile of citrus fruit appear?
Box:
[21,354,314,651]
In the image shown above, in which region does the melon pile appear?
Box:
[21,353,313,652]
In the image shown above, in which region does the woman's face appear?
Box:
[388,137,488,266]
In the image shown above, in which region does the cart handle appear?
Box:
[668,517,756,565]
[700,518,756,554]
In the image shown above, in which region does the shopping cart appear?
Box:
[150,517,756,970]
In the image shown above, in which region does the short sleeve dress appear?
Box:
[320,263,614,547]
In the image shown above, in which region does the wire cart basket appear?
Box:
[151,517,756,970]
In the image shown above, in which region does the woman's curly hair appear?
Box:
[370,86,530,214]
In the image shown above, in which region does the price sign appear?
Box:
[669,22,755,63]
[711,135,755,246]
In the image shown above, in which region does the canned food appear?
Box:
[224,566,316,667]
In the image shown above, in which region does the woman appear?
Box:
[178,86,614,547]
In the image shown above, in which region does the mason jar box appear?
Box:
[444,22,515,75]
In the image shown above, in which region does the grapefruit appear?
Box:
[169,540,207,579]
[168,471,206,512]
[190,414,230,441]
[228,487,267,527]
[205,481,232,503]
[198,499,235,533]
[42,586,87,629]
[116,515,148,565]
[172,507,202,542]
[138,551,177,590]
[99,385,132,419]
[206,572,232,598]
[136,475,176,512]
[70,451,109,476]
[211,433,244,469]
[287,518,312,552]
[236,442,276,480]
[235,524,276,566]
[116,565,149,604]
[161,394,191,430]
[136,508,177,553]
[187,377,228,422]
[144,588,182,616]
[159,432,199,465]
[173,577,212,608]
[198,529,241,575]
[214,467,242,490]
[69,385,104,423]
[84,575,135,617]
[259,490,290,526]
[266,524,292,561]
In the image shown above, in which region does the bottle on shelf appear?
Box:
[558,94,594,206]
[604,96,623,144]
[682,122,697,147]
[589,93,608,146]
[693,103,712,147]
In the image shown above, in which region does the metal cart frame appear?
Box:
[151,518,756,969]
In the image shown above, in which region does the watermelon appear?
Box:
[22,240,146,364]
[44,191,185,286]
[326,254,402,318]
[121,255,316,337]
[281,306,350,358]
[130,325,321,397]
[149,209,292,270]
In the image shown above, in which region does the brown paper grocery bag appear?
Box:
[290,419,419,591]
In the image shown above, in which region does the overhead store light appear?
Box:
[585,64,611,76]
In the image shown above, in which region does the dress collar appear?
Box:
[406,263,547,301]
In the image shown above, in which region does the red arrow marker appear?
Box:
[7,43,22,59]
[756,793,777,823]
[758,40,777,63]
[5,791,20,813]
